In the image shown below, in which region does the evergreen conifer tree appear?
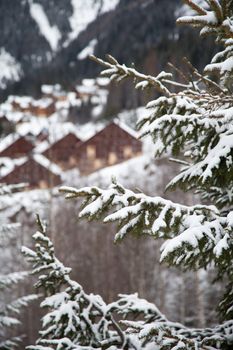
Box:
[24,0,233,349]
[0,184,37,349]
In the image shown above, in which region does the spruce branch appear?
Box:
[59,182,227,271]
[90,54,172,96]
[182,0,207,16]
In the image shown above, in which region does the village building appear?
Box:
[30,98,55,117]
[71,121,142,175]
[41,84,67,101]
[42,132,82,170]
[0,154,62,189]
[0,134,34,158]
[8,95,55,117]
[10,96,32,114]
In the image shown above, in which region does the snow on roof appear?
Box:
[112,119,140,139]
[41,84,65,96]
[31,97,54,108]
[96,77,110,86]
[76,122,105,141]
[9,95,32,105]
[41,84,54,94]
[47,122,81,143]
[0,48,22,89]
[29,1,61,51]
[0,154,62,179]
[5,111,25,124]
[0,134,21,153]
[33,154,62,176]
[73,118,140,143]
[33,140,50,154]
[30,122,82,154]
[55,100,70,110]
[0,157,27,178]
[76,81,97,95]
[17,117,49,137]
[74,120,140,149]
[17,116,81,141]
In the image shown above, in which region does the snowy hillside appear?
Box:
[68,0,120,44]
[0,0,121,94]
[0,49,22,89]
[0,0,215,106]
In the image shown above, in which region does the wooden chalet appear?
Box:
[41,84,67,102]
[30,100,55,117]
[11,96,32,113]
[71,121,142,175]
[0,154,62,189]
[0,135,34,158]
[10,96,55,117]
[42,132,82,170]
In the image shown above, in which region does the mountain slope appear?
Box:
[0,0,215,110]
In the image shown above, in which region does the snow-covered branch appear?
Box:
[59,180,232,270]
[90,54,172,96]
[23,217,231,350]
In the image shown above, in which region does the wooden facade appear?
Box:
[71,122,142,174]
[43,133,82,169]
[0,136,34,158]
[0,157,62,189]
[0,121,142,187]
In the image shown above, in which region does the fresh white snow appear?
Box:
[29,1,61,51]
[0,48,22,89]
[77,39,97,60]
[67,0,120,44]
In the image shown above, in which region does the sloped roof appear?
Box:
[33,154,62,176]
[0,157,27,177]
[0,134,34,153]
[75,120,140,150]
[113,119,139,139]
[34,130,82,155]
[0,154,62,179]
